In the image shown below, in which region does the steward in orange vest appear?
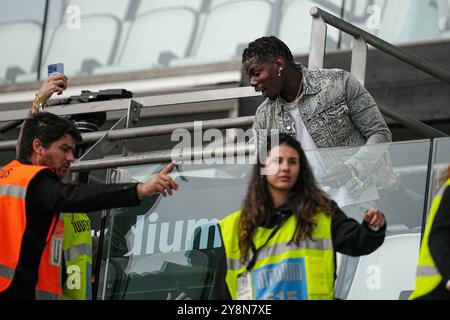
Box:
[0,112,178,300]
[0,160,63,299]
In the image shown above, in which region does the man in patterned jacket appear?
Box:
[242,36,392,193]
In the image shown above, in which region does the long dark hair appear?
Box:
[438,164,450,187]
[239,133,335,261]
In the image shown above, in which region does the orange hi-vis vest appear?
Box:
[0,160,62,299]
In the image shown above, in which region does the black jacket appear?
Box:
[0,160,140,300]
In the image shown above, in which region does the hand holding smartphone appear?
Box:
[36,63,67,102]
[48,63,64,78]
[47,63,67,92]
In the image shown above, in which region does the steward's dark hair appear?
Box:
[18,112,82,159]
[242,36,296,66]
[438,164,450,187]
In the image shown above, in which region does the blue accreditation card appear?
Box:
[252,257,308,300]
[48,63,64,77]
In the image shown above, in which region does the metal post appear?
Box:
[420,139,435,244]
[123,99,142,156]
[351,36,368,85]
[93,167,113,300]
[308,7,327,70]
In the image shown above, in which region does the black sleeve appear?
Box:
[210,225,232,300]
[27,170,141,213]
[429,187,450,282]
[332,205,386,256]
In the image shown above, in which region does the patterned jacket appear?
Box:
[252,64,392,147]
[252,65,393,192]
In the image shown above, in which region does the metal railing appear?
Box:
[308,6,449,138]
[0,87,258,123]
[0,116,254,152]
[0,7,448,163]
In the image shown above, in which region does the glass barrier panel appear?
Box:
[98,157,253,300]
[430,137,450,200]
[318,140,430,300]
[98,139,431,300]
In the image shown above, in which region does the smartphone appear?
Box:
[48,63,64,77]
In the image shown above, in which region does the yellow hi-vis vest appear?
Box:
[409,178,450,300]
[62,213,92,300]
[219,209,334,300]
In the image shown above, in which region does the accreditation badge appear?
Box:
[237,271,253,300]
[251,257,307,300]
[49,215,64,267]
[49,236,62,266]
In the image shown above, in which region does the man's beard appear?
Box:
[59,170,70,183]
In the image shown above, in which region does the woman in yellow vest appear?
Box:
[213,133,386,300]
[410,164,450,300]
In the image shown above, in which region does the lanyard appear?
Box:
[246,213,289,271]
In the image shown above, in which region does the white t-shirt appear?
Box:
[280,98,377,207]
[280,97,317,151]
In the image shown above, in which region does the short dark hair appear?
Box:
[242,36,296,66]
[18,112,82,159]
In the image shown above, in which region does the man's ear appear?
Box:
[32,138,44,155]
[274,57,285,72]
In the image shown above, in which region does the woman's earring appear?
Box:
[278,68,283,77]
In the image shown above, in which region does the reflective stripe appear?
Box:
[417,265,440,277]
[226,238,333,271]
[0,264,15,279]
[0,184,27,199]
[64,243,92,261]
[36,290,60,300]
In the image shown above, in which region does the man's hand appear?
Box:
[363,208,386,230]
[136,161,179,199]
[38,74,68,102]
[320,163,352,188]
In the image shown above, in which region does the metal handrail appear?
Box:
[377,101,447,138]
[309,7,449,139]
[70,143,255,172]
[310,7,450,85]
[0,116,254,152]
[0,87,259,123]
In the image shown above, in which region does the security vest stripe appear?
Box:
[416,265,439,277]
[226,238,333,271]
[63,243,92,262]
[0,184,27,199]
[0,264,14,279]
